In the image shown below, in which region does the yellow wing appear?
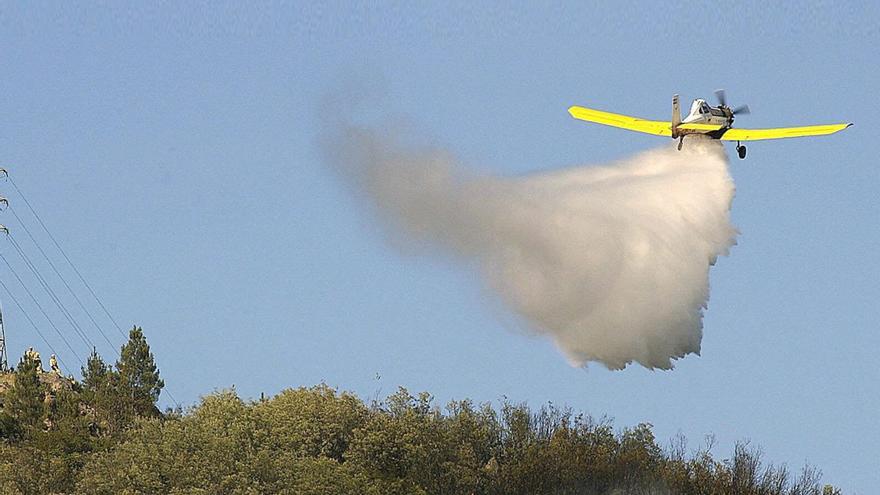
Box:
[720,123,852,141]
[568,106,671,137]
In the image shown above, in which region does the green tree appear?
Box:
[347,388,448,494]
[80,348,116,436]
[0,343,847,495]
[2,353,46,440]
[77,389,377,494]
[0,444,65,495]
[37,387,94,455]
[252,384,369,461]
[0,410,18,441]
[81,348,111,393]
[115,326,164,420]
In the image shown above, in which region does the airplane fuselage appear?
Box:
[681,99,732,130]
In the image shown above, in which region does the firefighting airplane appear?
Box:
[568,90,851,159]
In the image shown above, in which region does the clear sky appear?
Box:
[1,2,877,493]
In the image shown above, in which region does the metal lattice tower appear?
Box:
[0,302,7,372]
[0,187,8,371]
[0,204,6,371]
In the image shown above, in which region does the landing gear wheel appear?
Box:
[677,136,684,151]
[736,144,747,160]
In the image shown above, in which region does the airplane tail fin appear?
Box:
[671,94,681,138]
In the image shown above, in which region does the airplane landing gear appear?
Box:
[736,142,747,159]
[677,136,684,150]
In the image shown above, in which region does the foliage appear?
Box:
[73,387,841,494]
[2,353,47,441]
[114,326,164,420]
[0,332,844,494]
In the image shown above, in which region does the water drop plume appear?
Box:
[321,115,737,370]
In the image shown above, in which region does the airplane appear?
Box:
[568,90,851,159]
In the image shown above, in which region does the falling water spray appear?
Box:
[322,118,736,370]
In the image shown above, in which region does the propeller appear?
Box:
[731,104,750,115]
[714,89,750,116]
[714,89,727,107]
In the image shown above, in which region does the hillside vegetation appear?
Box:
[0,329,841,494]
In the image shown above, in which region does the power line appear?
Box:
[7,234,96,352]
[2,174,182,409]
[0,278,71,375]
[6,175,127,339]
[7,204,118,350]
[161,382,182,410]
[0,255,80,370]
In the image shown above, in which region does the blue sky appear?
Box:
[1,2,877,492]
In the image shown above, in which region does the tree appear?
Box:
[38,386,96,456]
[0,410,18,441]
[2,353,47,440]
[0,341,848,494]
[80,348,118,436]
[115,326,164,420]
[252,384,369,461]
[81,348,111,394]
